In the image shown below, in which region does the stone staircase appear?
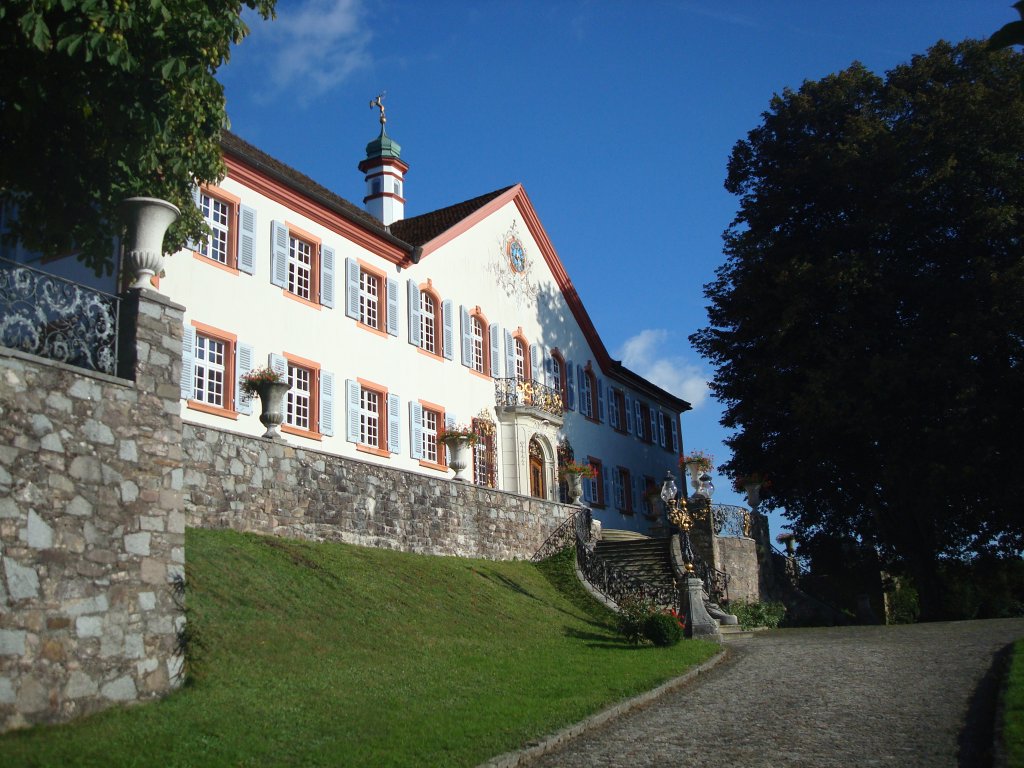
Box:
[594,532,677,610]
[596,530,744,637]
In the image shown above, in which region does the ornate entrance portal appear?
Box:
[528,438,545,499]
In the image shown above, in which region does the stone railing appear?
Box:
[494,377,564,418]
[0,257,120,375]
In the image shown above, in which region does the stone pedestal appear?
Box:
[681,576,721,641]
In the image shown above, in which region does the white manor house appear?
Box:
[159,116,688,534]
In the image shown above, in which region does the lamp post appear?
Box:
[661,470,720,640]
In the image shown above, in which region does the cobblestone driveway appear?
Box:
[523,619,1024,768]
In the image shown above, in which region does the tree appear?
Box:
[0,0,275,275]
[691,40,1024,620]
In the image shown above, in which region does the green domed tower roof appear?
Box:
[365,128,401,160]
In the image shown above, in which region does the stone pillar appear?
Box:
[0,287,187,732]
[681,577,721,641]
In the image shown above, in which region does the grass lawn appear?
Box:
[0,529,719,767]
[1006,639,1024,768]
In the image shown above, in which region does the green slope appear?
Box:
[0,529,718,767]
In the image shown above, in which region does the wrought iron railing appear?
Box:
[711,503,752,538]
[0,257,120,375]
[576,544,679,610]
[494,377,564,418]
[530,507,591,563]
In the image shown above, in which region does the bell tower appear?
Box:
[358,93,408,225]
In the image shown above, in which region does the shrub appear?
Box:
[887,582,920,624]
[616,593,657,645]
[643,612,682,647]
[727,598,786,630]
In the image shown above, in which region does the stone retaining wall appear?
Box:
[0,290,186,732]
[182,424,573,561]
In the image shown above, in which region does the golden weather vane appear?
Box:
[369,92,387,127]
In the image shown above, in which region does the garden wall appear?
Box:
[182,424,572,561]
[0,290,186,733]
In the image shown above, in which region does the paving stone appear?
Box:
[521,619,1024,768]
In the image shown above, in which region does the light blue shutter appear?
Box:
[409,401,424,459]
[625,394,634,433]
[634,400,644,438]
[180,325,195,400]
[407,280,421,347]
[319,371,335,436]
[387,394,400,453]
[503,329,514,379]
[442,300,454,360]
[461,305,472,367]
[345,379,361,443]
[671,418,679,453]
[345,258,360,320]
[489,323,501,377]
[577,366,587,416]
[236,342,254,415]
[566,361,575,410]
[444,414,456,463]
[597,378,605,422]
[531,344,540,381]
[269,353,287,378]
[386,278,399,336]
[186,187,202,251]
[270,221,288,288]
[649,406,658,443]
[320,246,336,308]
[238,204,256,275]
[608,390,619,429]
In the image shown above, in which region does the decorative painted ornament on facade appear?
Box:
[490,219,538,307]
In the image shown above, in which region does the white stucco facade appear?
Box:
[159,132,688,534]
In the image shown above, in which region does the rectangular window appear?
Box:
[615,467,632,513]
[580,374,594,419]
[289,235,314,301]
[422,408,439,464]
[194,334,227,407]
[359,268,379,328]
[472,418,496,488]
[471,317,485,373]
[287,363,312,431]
[420,292,437,354]
[610,389,627,432]
[360,387,380,448]
[200,194,231,265]
[641,474,657,517]
[586,457,604,507]
[185,321,242,419]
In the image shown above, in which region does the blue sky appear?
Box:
[217,1,1011,535]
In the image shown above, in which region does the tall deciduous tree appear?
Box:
[0,0,275,275]
[691,40,1024,619]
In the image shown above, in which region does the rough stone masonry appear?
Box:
[0,289,186,732]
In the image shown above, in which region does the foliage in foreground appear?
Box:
[1004,639,1024,768]
[726,599,787,631]
[0,531,718,767]
[691,39,1024,619]
[0,0,276,274]
[612,592,683,647]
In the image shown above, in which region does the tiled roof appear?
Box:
[220,131,397,240]
[388,186,514,246]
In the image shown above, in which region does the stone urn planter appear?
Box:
[443,436,473,482]
[744,482,762,509]
[119,197,181,290]
[255,381,290,439]
[564,471,585,505]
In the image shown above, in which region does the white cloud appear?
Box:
[248,0,371,101]
[618,329,710,409]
